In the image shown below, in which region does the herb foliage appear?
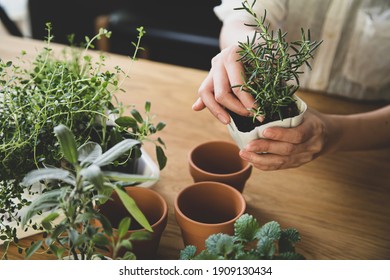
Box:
[234,0,322,123]
[0,24,166,255]
[180,214,305,260]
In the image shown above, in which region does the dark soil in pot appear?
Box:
[228,102,300,133]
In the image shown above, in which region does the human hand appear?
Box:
[192,45,257,124]
[239,108,329,170]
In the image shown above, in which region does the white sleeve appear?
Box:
[214,0,288,27]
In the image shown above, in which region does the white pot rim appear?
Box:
[227,95,307,150]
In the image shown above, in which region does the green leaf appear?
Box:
[122,251,136,260]
[115,116,137,128]
[119,239,133,250]
[179,245,197,260]
[234,214,260,242]
[21,168,75,187]
[114,186,152,232]
[130,109,143,123]
[215,234,235,256]
[129,231,151,241]
[102,171,154,184]
[54,124,78,165]
[117,217,131,240]
[279,228,301,253]
[144,101,151,112]
[205,233,232,255]
[80,164,104,191]
[22,188,66,225]
[93,139,140,167]
[25,240,43,259]
[257,236,276,257]
[156,122,166,131]
[78,142,102,165]
[41,212,60,230]
[156,146,167,170]
[255,221,281,242]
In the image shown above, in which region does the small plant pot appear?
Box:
[99,187,168,260]
[189,141,252,193]
[174,181,246,253]
[227,95,307,149]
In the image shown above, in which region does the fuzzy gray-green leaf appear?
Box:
[54,124,78,165]
[93,139,140,167]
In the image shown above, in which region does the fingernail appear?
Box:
[263,129,274,138]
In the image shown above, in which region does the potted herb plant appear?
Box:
[20,124,155,260]
[179,213,305,260]
[0,24,167,256]
[227,0,322,149]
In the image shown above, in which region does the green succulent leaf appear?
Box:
[255,221,281,242]
[179,245,197,260]
[234,213,260,242]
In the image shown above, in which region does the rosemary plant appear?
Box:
[234,0,322,124]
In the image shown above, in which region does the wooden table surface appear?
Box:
[1,35,390,260]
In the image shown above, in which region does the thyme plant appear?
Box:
[234,0,322,124]
[0,24,166,253]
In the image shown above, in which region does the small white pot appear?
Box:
[227,95,307,150]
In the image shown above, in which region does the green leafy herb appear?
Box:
[180,214,305,260]
[20,124,153,260]
[234,0,322,123]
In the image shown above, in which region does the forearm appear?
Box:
[324,105,390,153]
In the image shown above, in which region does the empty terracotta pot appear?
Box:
[99,187,168,260]
[174,181,246,253]
[189,140,252,192]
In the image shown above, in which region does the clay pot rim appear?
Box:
[174,181,246,227]
[188,140,252,178]
[121,186,169,232]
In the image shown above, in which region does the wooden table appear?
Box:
[1,35,390,260]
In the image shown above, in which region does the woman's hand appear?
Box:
[239,108,329,170]
[192,45,256,124]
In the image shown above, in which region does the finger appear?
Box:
[223,50,256,112]
[263,123,309,144]
[212,55,250,116]
[244,138,298,156]
[192,97,205,111]
[197,71,231,124]
[240,150,313,171]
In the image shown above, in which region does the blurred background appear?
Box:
[0,0,222,70]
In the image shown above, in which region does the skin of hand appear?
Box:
[193,17,390,171]
[239,108,329,171]
[192,44,256,124]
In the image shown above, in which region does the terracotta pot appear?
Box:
[189,140,252,193]
[99,187,168,260]
[174,181,246,253]
[228,95,307,149]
